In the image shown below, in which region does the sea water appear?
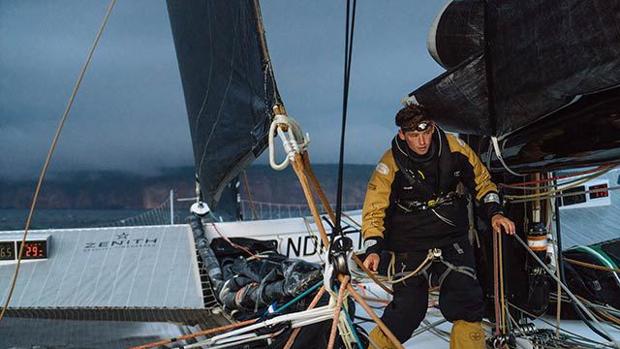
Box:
[0,209,188,231]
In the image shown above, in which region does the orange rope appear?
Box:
[351,254,393,295]
[0,0,118,323]
[327,276,350,349]
[346,283,404,349]
[360,295,390,305]
[209,222,258,259]
[565,258,620,273]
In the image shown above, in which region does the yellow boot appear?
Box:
[450,320,485,349]
[368,326,400,349]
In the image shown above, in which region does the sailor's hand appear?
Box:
[492,214,515,235]
[363,253,380,272]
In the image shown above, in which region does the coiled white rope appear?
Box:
[268,113,310,170]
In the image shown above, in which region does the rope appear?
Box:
[565,258,620,273]
[341,302,364,349]
[268,112,309,171]
[346,283,405,349]
[327,276,350,349]
[282,286,327,349]
[500,164,616,187]
[551,181,618,345]
[500,165,614,191]
[552,195,562,337]
[493,230,501,335]
[273,280,323,314]
[572,246,620,286]
[509,185,620,204]
[350,254,392,294]
[508,302,616,349]
[334,0,357,239]
[386,251,434,285]
[499,230,507,332]
[504,168,612,200]
[554,293,620,327]
[209,222,258,259]
[513,234,618,346]
[130,318,258,349]
[0,0,117,323]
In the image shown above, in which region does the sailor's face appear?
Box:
[399,125,434,155]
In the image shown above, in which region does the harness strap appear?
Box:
[437,260,477,289]
[388,249,437,285]
[393,261,433,280]
[396,191,460,213]
[389,247,478,287]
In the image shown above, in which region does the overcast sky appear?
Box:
[0,1,446,179]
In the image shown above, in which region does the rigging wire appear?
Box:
[334,0,357,239]
[0,0,118,323]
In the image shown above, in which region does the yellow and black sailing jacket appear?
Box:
[362,128,502,253]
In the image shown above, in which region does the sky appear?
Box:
[0,0,446,179]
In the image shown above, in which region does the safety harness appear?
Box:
[385,128,478,287]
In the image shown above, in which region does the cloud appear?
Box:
[0,0,446,179]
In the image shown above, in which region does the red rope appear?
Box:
[210,222,258,259]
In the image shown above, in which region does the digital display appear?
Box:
[0,241,15,261]
[562,186,586,206]
[16,240,48,259]
[589,184,609,199]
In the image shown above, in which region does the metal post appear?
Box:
[169,189,174,225]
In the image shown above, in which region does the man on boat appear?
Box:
[361,104,515,349]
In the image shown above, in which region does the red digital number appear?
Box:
[22,242,45,258]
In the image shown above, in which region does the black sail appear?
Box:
[167,0,280,208]
[409,0,620,171]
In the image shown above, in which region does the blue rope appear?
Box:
[342,302,364,349]
[272,280,324,314]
